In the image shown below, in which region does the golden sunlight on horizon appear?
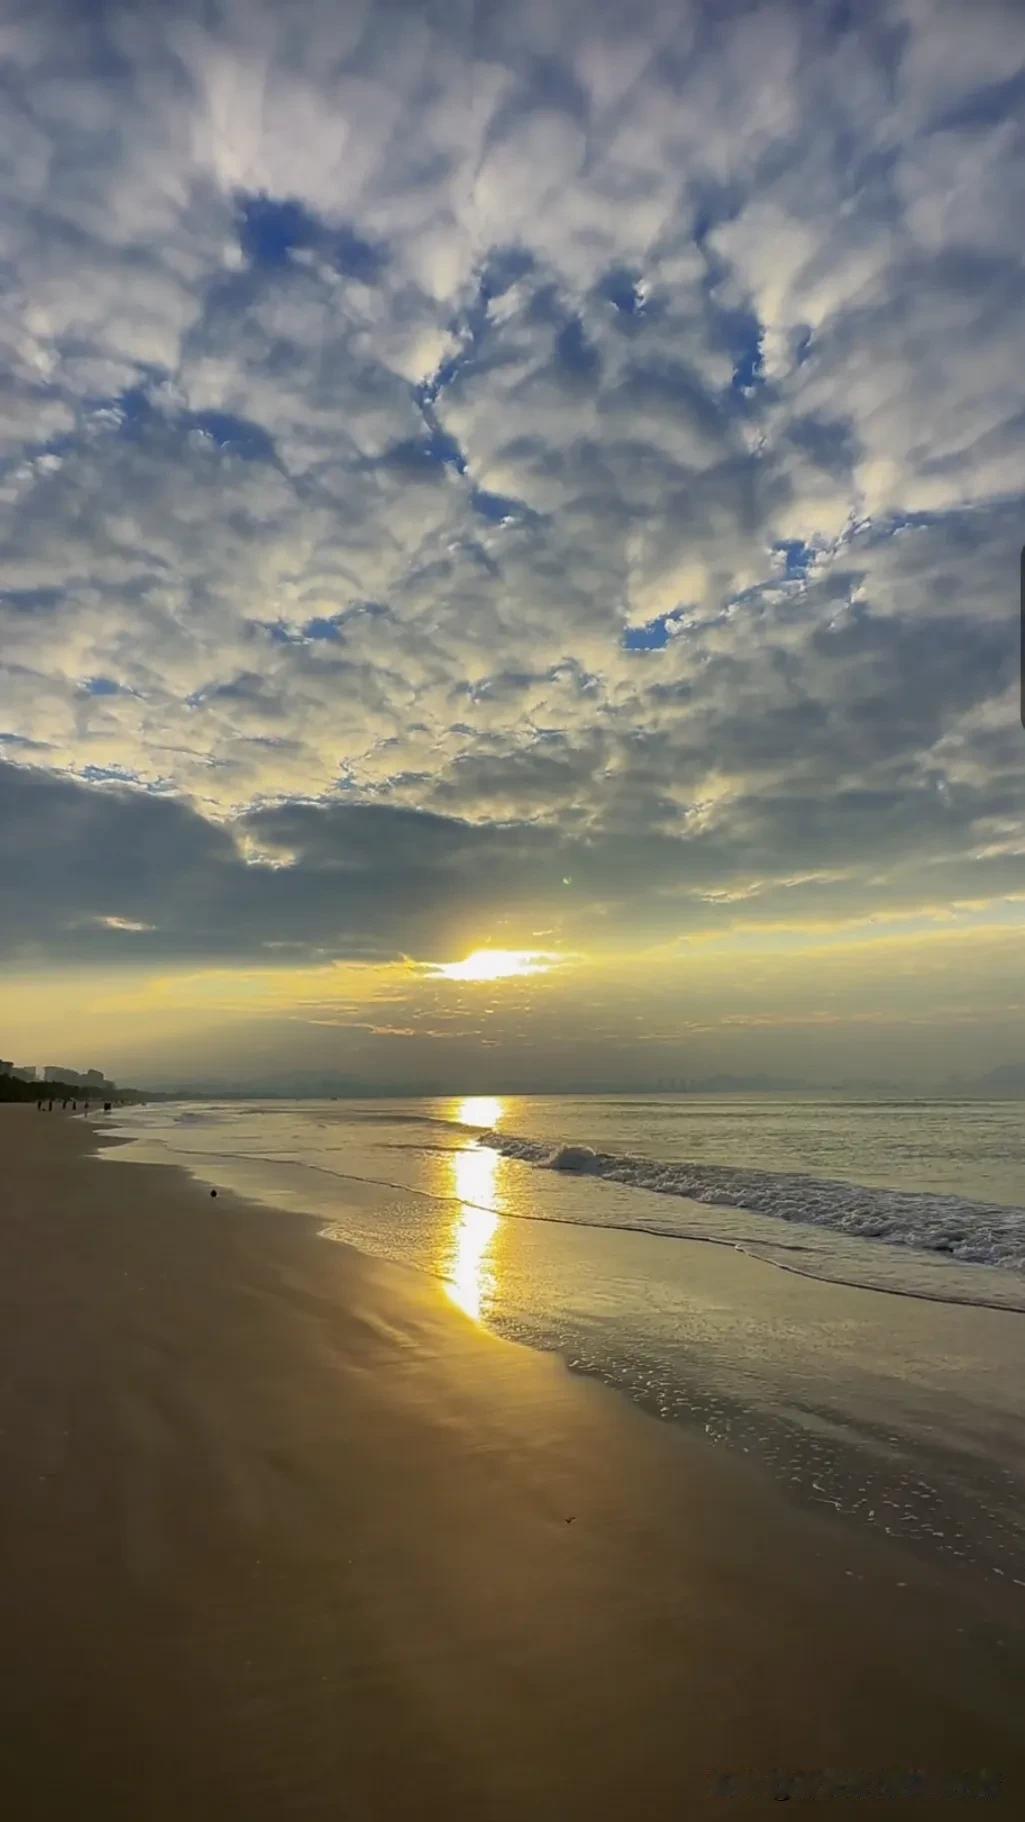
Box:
[444,1143,501,1322]
[432,949,552,982]
[456,1094,504,1129]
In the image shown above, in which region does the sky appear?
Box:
[1,0,1024,1091]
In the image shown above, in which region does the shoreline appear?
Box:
[3,1102,1025,1817]
[105,1105,1025,1587]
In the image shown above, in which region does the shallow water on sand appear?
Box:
[105,1094,1025,1587]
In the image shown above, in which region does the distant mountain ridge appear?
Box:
[956,1062,1025,1097]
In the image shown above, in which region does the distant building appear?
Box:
[11,1066,37,1082]
[0,1060,12,1076]
[41,1063,116,1093]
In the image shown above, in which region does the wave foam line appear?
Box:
[485,1133,1025,1276]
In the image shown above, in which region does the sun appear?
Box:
[433,949,551,982]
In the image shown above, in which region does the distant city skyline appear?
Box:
[1,1058,116,1088]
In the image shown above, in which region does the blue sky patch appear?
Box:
[79,763,142,785]
[471,487,531,524]
[332,224,386,282]
[776,540,814,580]
[238,192,385,281]
[601,268,644,316]
[385,427,467,479]
[728,312,764,391]
[623,614,676,652]
[187,411,277,462]
[303,616,344,642]
[238,194,319,265]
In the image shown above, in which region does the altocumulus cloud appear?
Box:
[1,0,1024,969]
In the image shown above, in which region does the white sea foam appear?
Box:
[486,1131,1025,1276]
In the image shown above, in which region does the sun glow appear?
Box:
[433,949,551,982]
[456,1095,504,1130]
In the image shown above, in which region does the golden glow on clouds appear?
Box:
[432,948,552,982]
[5,913,1025,1085]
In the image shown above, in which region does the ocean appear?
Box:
[106,1093,1025,1583]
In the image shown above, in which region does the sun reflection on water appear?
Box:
[455,1094,504,1130]
[444,1143,501,1321]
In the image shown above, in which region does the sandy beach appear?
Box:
[2,1104,1024,1819]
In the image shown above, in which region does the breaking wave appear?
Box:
[485,1130,1025,1277]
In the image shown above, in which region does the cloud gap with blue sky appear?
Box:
[1,0,1023,1086]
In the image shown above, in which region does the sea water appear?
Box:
[106,1094,1025,1582]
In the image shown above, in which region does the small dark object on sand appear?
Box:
[210,1189,218,1198]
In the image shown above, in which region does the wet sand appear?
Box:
[2,1104,1023,1819]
